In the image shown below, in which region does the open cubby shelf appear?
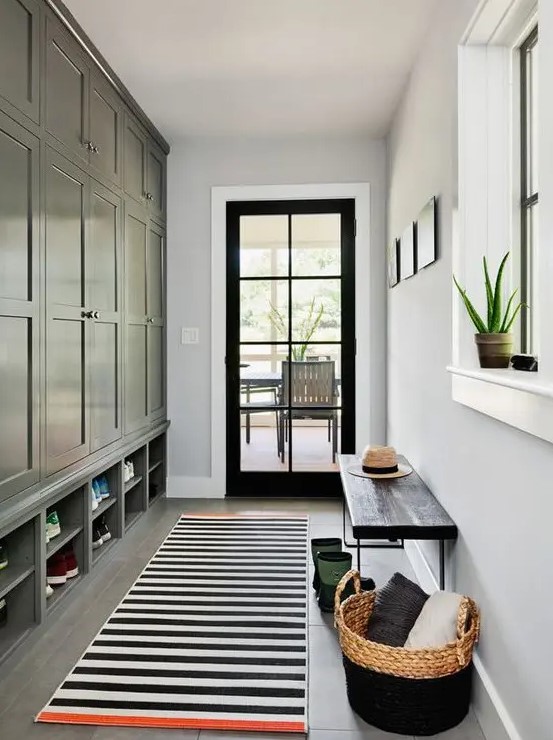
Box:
[0,564,35,602]
[0,428,167,666]
[46,525,83,558]
[124,475,143,494]
[92,496,117,521]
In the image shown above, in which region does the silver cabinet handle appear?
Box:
[147,317,154,324]
[84,141,93,152]
[93,145,99,154]
[92,310,100,319]
[81,310,93,319]
[145,192,154,201]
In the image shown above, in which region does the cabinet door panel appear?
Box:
[124,117,146,203]
[46,21,89,162]
[147,143,165,221]
[91,321,120,450]
[90,74,121,186]
[0,0,40,122]
[0,114,39,501]
[89,183,122,450]
[46,161,85,308]
[126,209,147,318]
[46,317,87,461]
[0,123,34,302]
[148,325,164,419]
[44,149,89,473]
[147,224,164,320]
[0,317,36,501]
[125,324,148,433]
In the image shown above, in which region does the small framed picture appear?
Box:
[416,196,438,270]
[399,222,415,280]
[387,239,399,287]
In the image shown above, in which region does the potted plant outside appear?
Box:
[268,297,324,361]
[453,252,526,369]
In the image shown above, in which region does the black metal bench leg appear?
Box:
[439,540,445,590]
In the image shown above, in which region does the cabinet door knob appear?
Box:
[145,192,153,201]
[84,141,93,152]
[93,145,99,154]
[147,317,154,324]
[81,310,93,319]
[92,310,100,319]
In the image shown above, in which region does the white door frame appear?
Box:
[198,182,374,498]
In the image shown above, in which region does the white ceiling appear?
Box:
[63,0,439,142]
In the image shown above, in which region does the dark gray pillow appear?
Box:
[366,572,429,647]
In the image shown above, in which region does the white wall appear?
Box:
[387,2,553,739]
[167,135,387,487]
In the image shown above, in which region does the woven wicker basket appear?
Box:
[334,570,480,736]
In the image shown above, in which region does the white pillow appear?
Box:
[405,591,463,649]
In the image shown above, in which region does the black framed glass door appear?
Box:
[226,199,355,497]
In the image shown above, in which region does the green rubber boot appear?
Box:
[316,551,353,612]
[311,538,342,592]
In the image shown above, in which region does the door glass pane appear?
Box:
[240,279,288,342]
[240,410,288,472]
[291,279,340,342]
[292,213,341,276]
[239,344,285,407]
[290,409,340,472]
[240,215,288,277]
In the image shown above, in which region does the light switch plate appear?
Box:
[181,327,200,344]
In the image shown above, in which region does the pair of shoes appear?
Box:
[92,475,111,511]
[47,545,79,586]
[123,459,135,483]
[46,511,61,542]
[0,598,6,627]
[0,540,8,570]
[311,537,376,613]
[92,517,112,550]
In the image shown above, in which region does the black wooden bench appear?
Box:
[338,454,458,589]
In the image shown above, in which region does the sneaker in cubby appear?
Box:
[47,552,67,586]
[46,511,61,540]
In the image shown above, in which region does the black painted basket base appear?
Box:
[343,655,472,736]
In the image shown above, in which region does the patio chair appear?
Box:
[279,360,338,463]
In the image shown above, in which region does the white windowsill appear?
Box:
[448,365,553,444]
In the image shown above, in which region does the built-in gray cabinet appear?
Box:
[89,181,123,451]
[147,220,166,421]
[89,73,122,187]
[44,149,89,474]
[124,114,166,222]
[0,0,40,124]
[45,19,89,164]
[0,112,40,503]
[0,0,168,503]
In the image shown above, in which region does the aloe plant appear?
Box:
[453,252,525,333]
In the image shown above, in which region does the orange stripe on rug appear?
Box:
[36,712,306,732]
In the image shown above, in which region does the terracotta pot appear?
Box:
[474,333,513,368]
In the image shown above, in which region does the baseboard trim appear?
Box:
[404,540,522,740]
[167,476,225,499]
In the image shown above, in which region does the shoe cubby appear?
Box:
[91,463,121,566]
[0,568,37,664]
[45,487,86,613]
[148,433,166,506]
[124,445,147,531]
[0,516,37,663]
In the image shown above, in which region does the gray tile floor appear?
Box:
[0,498,486,740]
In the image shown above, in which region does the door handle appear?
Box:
[92,310,100,319]
[84,141,94,152]
[81,310,93,319]
[146,317,154,324]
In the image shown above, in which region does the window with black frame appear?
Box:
[520,26,538,353]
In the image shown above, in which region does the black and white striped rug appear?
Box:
[36,514,309,733]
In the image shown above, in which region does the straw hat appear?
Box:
[348,445,412,479]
